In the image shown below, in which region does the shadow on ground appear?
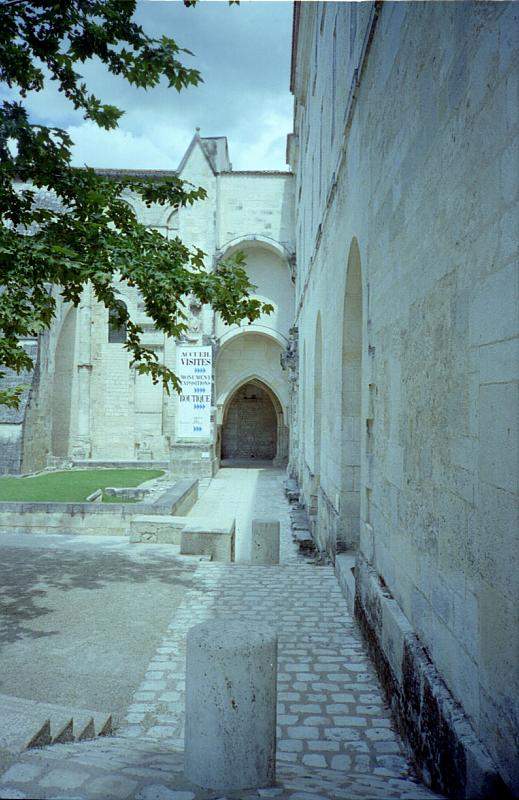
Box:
[0,545,194,645]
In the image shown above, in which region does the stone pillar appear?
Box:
[251,520,280,565]
[273,411,287,465]
[71,286,92,459]
[184,619,277,792]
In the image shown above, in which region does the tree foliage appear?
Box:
[0,0,271,407]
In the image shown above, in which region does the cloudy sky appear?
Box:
[8,1,294,172]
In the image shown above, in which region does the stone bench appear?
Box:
[180,518,235,563]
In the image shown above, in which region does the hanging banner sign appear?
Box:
[176,345,212,439]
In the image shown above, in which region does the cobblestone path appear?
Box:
[0,469,442,800]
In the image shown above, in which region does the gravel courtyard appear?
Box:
[0,533,197,719]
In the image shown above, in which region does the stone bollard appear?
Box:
[184,619,277,792]
[251,519,280,565]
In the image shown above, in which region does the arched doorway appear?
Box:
[221,380,278,462]
[339,238,363,550]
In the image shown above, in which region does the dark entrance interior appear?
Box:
[221,381,277,461]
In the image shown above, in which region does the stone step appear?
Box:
[51,718,74,745]
[0,694,115,755]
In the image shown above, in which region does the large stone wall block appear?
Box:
[184,618,277,792]
[251,519,280,565]
[478,382,518,494]
[129,515,187,544]
[180,517,235,562]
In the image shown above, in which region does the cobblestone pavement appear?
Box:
[0,469,442,800]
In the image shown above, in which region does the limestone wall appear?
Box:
[218,173,294,252]
[292,2,518,793]
[221,382,277,461]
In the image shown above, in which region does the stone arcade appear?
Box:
[0,3,517,798]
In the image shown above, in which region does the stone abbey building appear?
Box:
[1,135,294,477]
[1,3,517,798]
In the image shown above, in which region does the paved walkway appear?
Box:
[188,466,297,564]
[0,468,442,800]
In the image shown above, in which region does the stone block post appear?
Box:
[251,519,280,565]
[184,619,277,792]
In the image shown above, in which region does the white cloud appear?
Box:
[67,122,179,170]
[10,1,294,172]
[67,102,292,172]
[232,108,293,171]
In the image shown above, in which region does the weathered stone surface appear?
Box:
[355,554,511,800]
[184,619,277,792]
[180,518,235,562]
[251,520,280,565]
[129,516,186,545]
[0,3,516,797]
[290,3,518,795]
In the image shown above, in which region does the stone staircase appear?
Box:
[0,694,114,769]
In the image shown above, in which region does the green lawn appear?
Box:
[0,469,164,503]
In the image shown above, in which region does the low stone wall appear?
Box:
[0,478,198,537]
[354,554,510,800]
[152,479,198,516]
[72,460,169,470]
[334,553,356,615]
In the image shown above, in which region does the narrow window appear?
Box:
[108,300,128,343]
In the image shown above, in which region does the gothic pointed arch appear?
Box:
[220,377,287,465]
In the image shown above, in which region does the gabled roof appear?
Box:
[89,131,290,179]
[176,129,231,175]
